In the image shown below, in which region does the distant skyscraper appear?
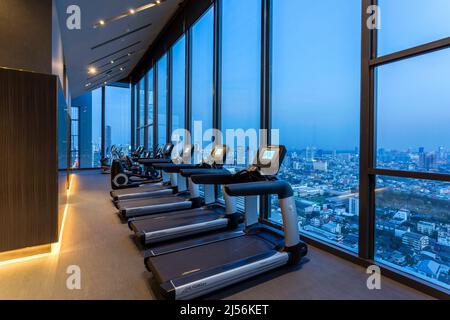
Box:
[424,153,436,171]
[306,147,315,161]
[105,125,112,151]
[438,146,445,161]
[349,197,359,216]
[419,147,426,168]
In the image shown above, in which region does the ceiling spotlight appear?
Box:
[110,60,115,64]
[129,8,136,14]
[104,81,108,85]
[99,20,105,26]
[88,67,97,74]
[85,83,91,87]
[120,67,125,71]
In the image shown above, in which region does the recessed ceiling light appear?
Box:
[88,67,97,74]
[93,0,166,28]
[120,67,125,71]
[110,60,115,64]
[85,83,91,87]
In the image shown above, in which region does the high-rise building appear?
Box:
[349,197,359,216]
[105,125,112,152]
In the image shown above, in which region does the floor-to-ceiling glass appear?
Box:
[374,1,450,289]
[269,0,362,252]
[171,36,186,142]
[157,55,168,146]
[105,85,131,156]
[191,6,214,161]
[221,0,261,168]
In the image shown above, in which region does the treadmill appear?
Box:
[129,145,288,247]
[110,143,173,190]
[144,145,308,300]
[110,144,194,203]
[116,145,229,221]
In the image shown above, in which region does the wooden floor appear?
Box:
[0,172,432,300]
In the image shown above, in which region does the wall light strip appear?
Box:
[0,175,75,267]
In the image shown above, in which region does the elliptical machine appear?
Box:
[110,143,174,190]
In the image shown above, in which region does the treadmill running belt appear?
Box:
[149,235,275,283]
[131,207,225,233]
[117,194,189,210]
[111,184,167,198]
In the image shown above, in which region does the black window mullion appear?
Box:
[101,86,106,159]
[359,0,377,260]
[131,83,136,151]
[144,74,149,150]
[213,0,222,135]
[185,28,192,141]
[260,0,271,221]
[153,63,158,153]
[167,49,173,144]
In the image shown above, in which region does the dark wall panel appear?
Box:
[0,0,53,74]
[0,68,58,252]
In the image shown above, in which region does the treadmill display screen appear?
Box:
[262,150,276,161]
[214,148,223,158]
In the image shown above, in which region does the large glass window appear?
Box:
[91,88,102,168]
[269,0,362,252]
[221,0,261,168]
[70,106,80,169]
[171,36,186,138]
[105,85,131,155]
[157,55,168,146]
[71,89,102,169]
[377,0,450,56]
[147,69,154,151]
[375,49,450,174]
[137,77,146,147]
[375,176,450,289]
[191,6,214,160]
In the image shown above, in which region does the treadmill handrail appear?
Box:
[153,163,202,173]
[190,173,235,185]
[180,168,230,178]
[139,159,173,165]
[225,180,293,200]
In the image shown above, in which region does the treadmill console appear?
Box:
[255,145,286,176]
[210,145,228,165]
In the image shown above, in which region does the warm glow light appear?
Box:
[88,67,97,75]
[0,175,75,267]
[93,0,164,28]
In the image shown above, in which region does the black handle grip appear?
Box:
[139,159,172,165]
[190,173,235,185]
[180,169,230,178]
[224,181,293,199]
